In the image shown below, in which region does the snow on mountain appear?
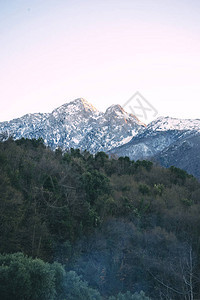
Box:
[0,98,144,153]
[147,116,200,132]
[52,98,99,117]
[109,116,200,159]
[109,116,200,178]
[1,100,199,178]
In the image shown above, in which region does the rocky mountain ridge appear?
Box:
[0,98,144,153]
[1,98,199,178]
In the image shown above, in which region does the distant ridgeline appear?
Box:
[0,137,200,299]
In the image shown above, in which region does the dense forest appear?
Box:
[0,138,200,299]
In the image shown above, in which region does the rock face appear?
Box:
[0,98,144,153]
[109,116,200,179]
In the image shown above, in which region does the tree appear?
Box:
[0,253,64,300]
[81,170,110,204]
[95,152,109,169]
[108,291,151,300]
[64,271,101,300]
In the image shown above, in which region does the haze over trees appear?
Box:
[0,138,200,299]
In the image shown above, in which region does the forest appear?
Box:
[0,137,200,299]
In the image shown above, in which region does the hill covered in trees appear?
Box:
[0,138,200,299]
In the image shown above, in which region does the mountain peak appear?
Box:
[105,104,126,114]
[52,98,99,116]
[0,97,145,153]
[71,98,98,113]
[105,104,146,126]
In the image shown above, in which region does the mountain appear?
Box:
[154,133,200,179]
[109,116,200,178]
[0,98,144,153]
[1,99,199,178]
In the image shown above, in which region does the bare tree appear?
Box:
[149,244,200,300]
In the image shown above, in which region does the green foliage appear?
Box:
[138,184,150,195]
[153,183,164,196]
[0,253,63,300]
[180,197,193,206]
[0,138,200,300]
[63,152,71,163]
[169,165,192,184]
[81,170,110,204]
[95,151,109,169]
[135,160,153,171]
[64,271,101,300]
[0,253,101,300]
[70,148,82,158]
[109,291,151,300]
[16,137,45,148]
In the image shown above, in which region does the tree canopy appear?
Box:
[0,138,200,299]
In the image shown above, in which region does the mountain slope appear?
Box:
[0,98,144,153]
[109,116,200,178]
[154,133,200,179]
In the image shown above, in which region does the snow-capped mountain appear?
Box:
[144,116,200,133]
[109,116,200,158]
[0,98,144,153]
[1,99,199,178]
[109,116,200,178]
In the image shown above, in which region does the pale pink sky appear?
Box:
[0,0,200,123]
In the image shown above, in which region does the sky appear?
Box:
[0,0,200,123]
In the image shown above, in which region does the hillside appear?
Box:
[1,138,200,299]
